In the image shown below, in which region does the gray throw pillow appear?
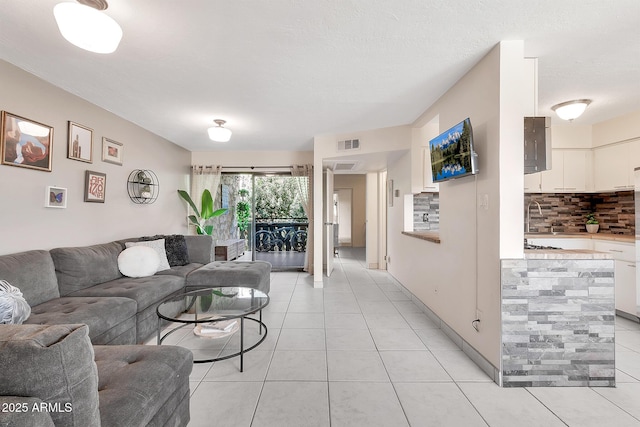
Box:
[0,324,101,427]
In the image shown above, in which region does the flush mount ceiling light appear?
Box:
[207,119,232,142]
[54,0,122,54]
[551,99,592,121]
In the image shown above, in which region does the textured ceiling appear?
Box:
[0,0,639,152]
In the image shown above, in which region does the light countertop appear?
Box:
[525,232,635,244]
[524,249,612,259]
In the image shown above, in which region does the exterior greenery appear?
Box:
[236,189,251,239]
[254,176,307,221]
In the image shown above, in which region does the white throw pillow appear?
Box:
[0,280,31,324]
[125,239,170,271]
[118,246,160,278]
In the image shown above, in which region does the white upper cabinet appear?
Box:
[538,149,588,192]
[421,147,439,192]
[593,142,635,191]
[524,172,542,193]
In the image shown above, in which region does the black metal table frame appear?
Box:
[157,291,268,372]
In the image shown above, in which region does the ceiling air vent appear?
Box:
[334,162,359,171]
[337,139,360,151]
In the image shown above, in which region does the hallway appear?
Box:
[161,248,640,426]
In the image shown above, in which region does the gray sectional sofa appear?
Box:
[0,234,271,427]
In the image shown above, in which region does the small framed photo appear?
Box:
[1,111,54,172]
[45,186,67,209]
[84,170,106,203]
[102,137,123,165]
[68,121,93,163]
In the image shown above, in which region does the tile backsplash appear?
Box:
[413,193,439,231]
[525,191,635,235]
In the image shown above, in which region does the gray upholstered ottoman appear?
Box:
[186,261,271,294]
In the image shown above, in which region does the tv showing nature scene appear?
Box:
[429,118,477,182]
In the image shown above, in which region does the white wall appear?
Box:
[0,60,191,255]
[592,110,640,147]
[334,174,366,247]
[313,125,411,281]
[386,41,528,368]
[365,172,379,269]
[190,150,313,167]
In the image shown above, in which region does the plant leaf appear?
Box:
[203,224,214,235]
[212,208,228,218]
[201,189,214,219]
[178,190,200,217]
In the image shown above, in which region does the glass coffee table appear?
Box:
[157,287,269,371]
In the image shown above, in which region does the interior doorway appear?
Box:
[334,188,353,247]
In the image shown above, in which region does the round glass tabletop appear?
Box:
[157,287,269,323]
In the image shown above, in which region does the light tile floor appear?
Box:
[151,247,640,426]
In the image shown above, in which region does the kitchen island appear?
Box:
[501,249,615,387]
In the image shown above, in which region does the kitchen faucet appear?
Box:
[526,200,542,233]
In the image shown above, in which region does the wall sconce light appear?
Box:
[551,99,592,121]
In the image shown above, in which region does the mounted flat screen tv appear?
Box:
[429,118,478,183]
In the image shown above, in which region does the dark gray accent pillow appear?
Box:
[139,235,190,267]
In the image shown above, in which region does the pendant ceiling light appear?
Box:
[54,0,122,54]
[551,99,592,121]
[207,119,232,142]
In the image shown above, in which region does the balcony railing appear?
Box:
[254,220,308,252]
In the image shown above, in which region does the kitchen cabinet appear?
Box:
[593,143,634,191]
[593,240,636,316]
[411,145,439,193]
[421,147,439,192]
[540,149,588,192]
[524,172,542,193]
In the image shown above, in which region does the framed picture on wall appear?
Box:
[1,111,54,172]
[45,186,67,208]
[84,170,106,203]
[102,137,123,165]
[68,121,93,163]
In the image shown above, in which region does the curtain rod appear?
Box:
[220,166,293,169]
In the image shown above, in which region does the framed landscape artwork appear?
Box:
[45,186,67,208]
[0,111,54,172]
[102,137,123,165]
[84,170,106,203]
[68,121,93,163]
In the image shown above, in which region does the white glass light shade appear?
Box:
[54,2,122,54]
[17,121,50,137]
[207,120,232,142]
[551,99,592,121]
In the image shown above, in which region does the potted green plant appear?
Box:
[177,189,227,235]
[585,213,599,234]
[236,189,251,241]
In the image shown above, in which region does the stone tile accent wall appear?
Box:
[413,193,439,231]
[501,258,615,387]
[211,175,240,241]
[525,191,635,235]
